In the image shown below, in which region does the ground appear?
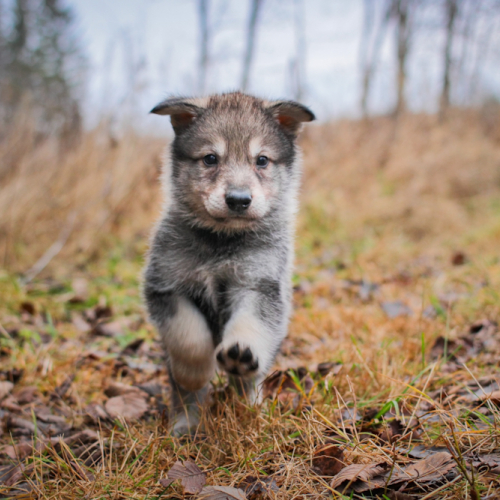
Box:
[1,114,500,499]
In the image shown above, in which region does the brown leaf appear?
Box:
[316,361,342,377]
[19,301,36,315]
[1,442,34,460]
[378,419,404,443]
[471,453,500,473]
[51,374,75,400]
[0,380,14,400]
[385,492,416,500]
[70,277,89,302]
[104,381,148,398]
[72,314,91,332]
[451,251,467,266]
[262,368,313,401]
[0,463,33,487]
[84,403,109,423]
[330,463,385,491]
[14,386,38,404]
[312,443,345,476]
[199,485,247,500]
[389,452,456,484]
[159,460,206,494]
[239,475,279,499]
[93,316,140,337]
[469,319,497,335]
[105,392,149,420]
[1,395,22,412]
[63,429,99,448]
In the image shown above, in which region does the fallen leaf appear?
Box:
[72,314,91,332]
[1,441,34,460]
[51,374,75,400]
[199,485,247,500]
[104,381,148,398]
[378,419,404,443]
[69,277,89,302]
[389,452,456,484]
[469,319,497,335]
[0,380,14,400]
[122,337,144,354]
[312,443,345,476]
[14,386,38,404]
[105,392,149,420]
[63,429,99,447]
[471,453,500,473]
[239,475,279,499]
[84,403,109,423]
[451,251,467,266]
[385,492,416,500]
[262,368,313,401]
[19,302,36,315]
[159,460,206,494]
[316,361,342,377]
[93,316,140,337]
[331,463,386,491]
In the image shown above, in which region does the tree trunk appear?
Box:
[394,0,410,116]
[198,0,209,94]
[292,0,306,101]
[360,0,392,117]
[241,0,263,92]
[440,0,458,117]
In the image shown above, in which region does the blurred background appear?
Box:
[1,0,500,277]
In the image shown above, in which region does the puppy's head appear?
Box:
[151,92,314,232]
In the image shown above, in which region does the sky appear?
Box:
[70,0,500,128]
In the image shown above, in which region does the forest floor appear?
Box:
[1,112,500,499]
[1,199,500,500]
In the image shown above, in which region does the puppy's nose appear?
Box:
[225,188,252,212]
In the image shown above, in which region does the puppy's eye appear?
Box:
[203,154,217,166]
[256,156,269,168]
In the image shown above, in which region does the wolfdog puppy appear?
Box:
[144,92,314,435]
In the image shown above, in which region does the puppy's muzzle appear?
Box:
[225,188,252,213]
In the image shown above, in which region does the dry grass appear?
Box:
[1,109,500,499]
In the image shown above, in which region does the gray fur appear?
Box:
[143,92,314,435]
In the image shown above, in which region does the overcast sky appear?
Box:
[70,0,500,128]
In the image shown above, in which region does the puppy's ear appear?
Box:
[150,97,208,134]
[265,100,315,136]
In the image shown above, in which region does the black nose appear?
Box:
[225,188,252,212]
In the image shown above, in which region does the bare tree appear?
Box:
[394,0,412,116]
[241,0,263,92]
[440,0,459,116]
[0,0,85,134]
[359,0,392,116]
[291,0,306,101]
[198,0,210,94]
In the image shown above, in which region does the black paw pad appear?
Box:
[227,344,240,359]
[216,343,259,376]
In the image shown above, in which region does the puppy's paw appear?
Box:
[171,411,201,437]
[216,342,259,377]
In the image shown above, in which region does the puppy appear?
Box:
[144,92,314,435]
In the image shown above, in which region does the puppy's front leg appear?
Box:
[145,290,215,435]
[215,289,286,402]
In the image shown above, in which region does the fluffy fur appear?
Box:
[144,92,314,435]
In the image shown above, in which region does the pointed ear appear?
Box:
[265,100,315,135]
[150,97,208,134]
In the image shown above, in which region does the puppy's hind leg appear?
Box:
[145,291,215,436]
[168,368,210,437]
